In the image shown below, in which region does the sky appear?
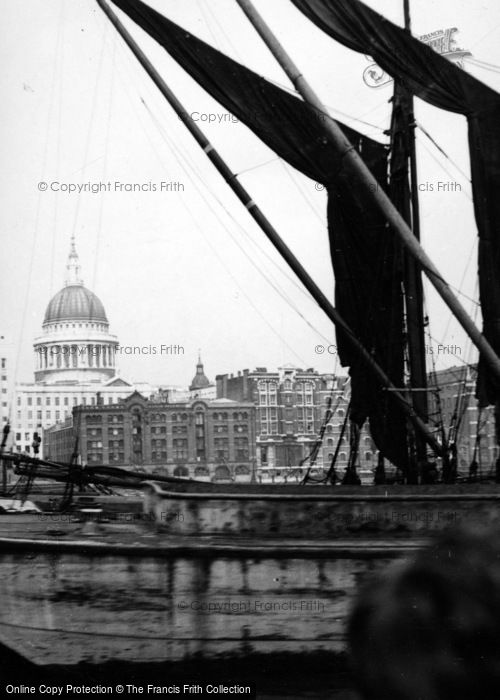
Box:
[1,0,500,391]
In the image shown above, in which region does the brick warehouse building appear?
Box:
[216,366,323,471]
[44,391,256,482]
[216,365,376,480]
[428,364,499,475]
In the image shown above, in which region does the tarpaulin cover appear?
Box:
[110,0,408,468]
[291,0,500,406]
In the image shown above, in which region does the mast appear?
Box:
[234,0,500,387]
[96,0,442,456]
[400,0,428,482]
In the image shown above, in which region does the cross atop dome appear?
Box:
[65,235,83,286]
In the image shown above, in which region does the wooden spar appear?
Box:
[3,453,203,487]
[235,0,500,386]
[95,0,442,455]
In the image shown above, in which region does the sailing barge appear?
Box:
[1,481,500,668]
[1,0,500,675]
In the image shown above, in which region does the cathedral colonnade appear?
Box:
[35,343,116,370]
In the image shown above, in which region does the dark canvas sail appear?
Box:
[110,0,409,468]
[291,0,500,406]
[328,145,408,471]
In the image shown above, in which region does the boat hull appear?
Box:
[0,535,415,667]
[1,483,499,668]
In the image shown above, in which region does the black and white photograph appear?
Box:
[1,1,500,698]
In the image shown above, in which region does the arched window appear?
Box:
[365,451,372,462]
[235,465,250,475]
[326,438,334,446]
[339,451,347,462]
[214,465,231,481]
[173,466,189,478]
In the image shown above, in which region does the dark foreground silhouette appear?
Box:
[349,526,500,700]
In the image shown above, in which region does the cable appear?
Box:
[115,35,338,351]
[141,97,325,360]
[49,0,66,296]
[91,24,118,292]
[279,161,326,224]
[196,0,221,50]
[417,135,473,201]
[69,14,109,244]
[466,57,500,75]
[107,29,339,359]
[416,121,471,183]
[110,39,313,363]
[8,0,67,426]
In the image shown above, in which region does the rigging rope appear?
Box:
[416,121,472,183]
[91,25,118,292]
[300,384,340,484]
[107,33,338,364]
[7,0,68,433]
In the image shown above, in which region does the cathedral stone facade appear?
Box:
[13,239,151,457]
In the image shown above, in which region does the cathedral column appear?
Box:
[80,344,87,368]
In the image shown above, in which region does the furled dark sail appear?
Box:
[110,0,409,468]
[328,141,408,471]
[291,0,500,406]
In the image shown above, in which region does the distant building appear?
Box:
[216,366,322,471]
[146,355,216,404]
[13,238,154,457]
[216,365,375,481]
[44,391,256,482]
[189,353,215,399]
[428,364,498,474]
[318,374,377,475]
[0,336,14,447]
